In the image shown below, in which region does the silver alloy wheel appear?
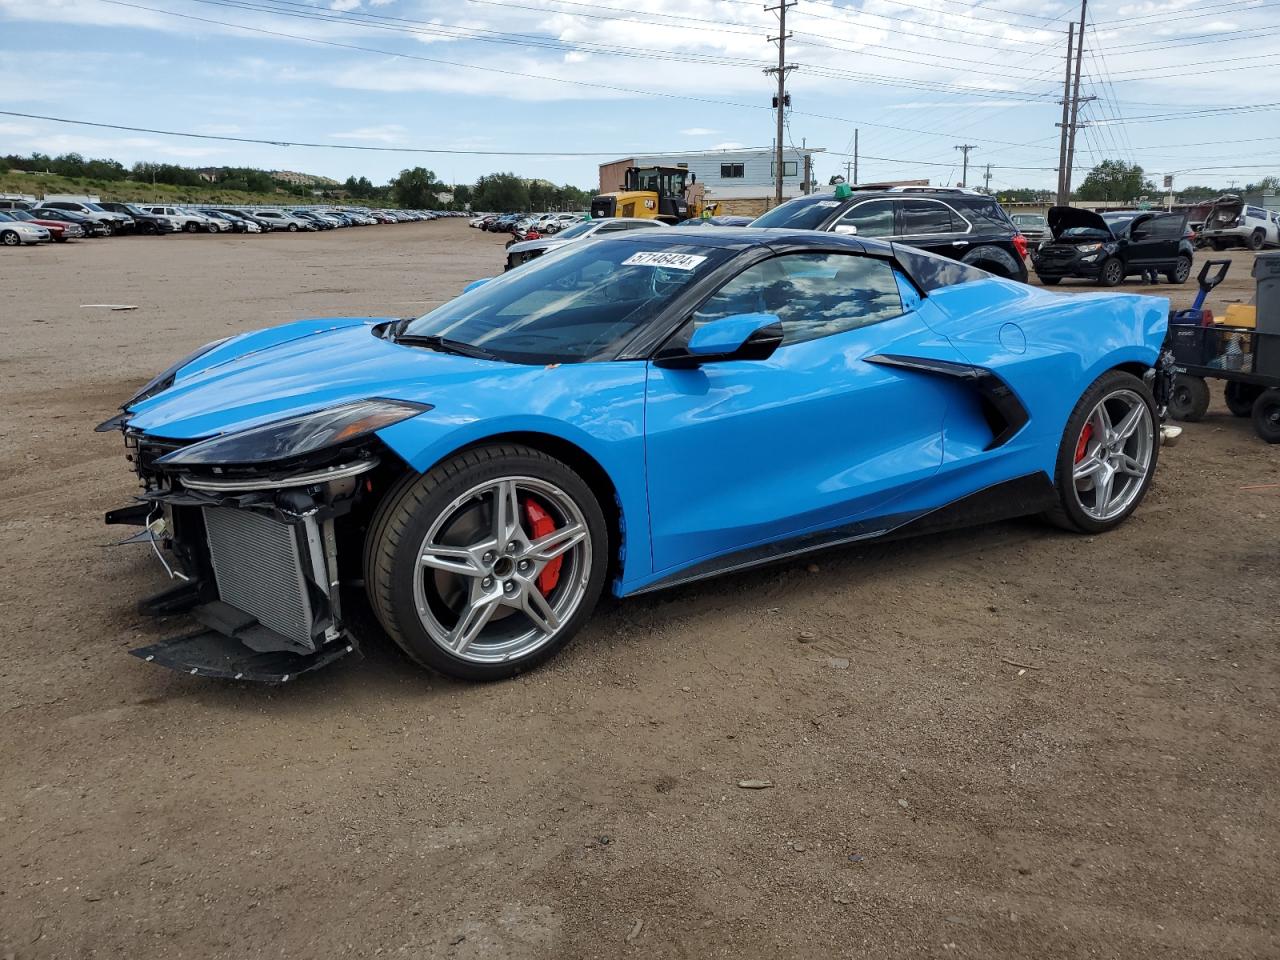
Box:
[412,476,591,663]
[1071,388,1154,521]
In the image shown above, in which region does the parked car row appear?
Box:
[473,212,586,237]
[0,197,466,246]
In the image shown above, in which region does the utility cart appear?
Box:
[1166,253,1280,443]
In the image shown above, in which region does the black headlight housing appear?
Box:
[154,399,431,469]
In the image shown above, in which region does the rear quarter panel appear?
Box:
[925,278,1168,475]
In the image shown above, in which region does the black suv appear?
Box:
[750,187,1029,282]
[1032,208,1194,287]
[97,202,177,236]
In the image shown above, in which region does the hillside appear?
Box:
[0,170,320,206]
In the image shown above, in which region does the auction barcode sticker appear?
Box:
[622,251,708,270]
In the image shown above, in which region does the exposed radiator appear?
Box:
[203,507,315,647]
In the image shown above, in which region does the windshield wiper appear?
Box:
[392,332,497,360]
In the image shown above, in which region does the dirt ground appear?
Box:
[1,222,1276,960]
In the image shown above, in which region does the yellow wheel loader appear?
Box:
[589,165,718,224]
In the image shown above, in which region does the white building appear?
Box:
[599,147,824,215]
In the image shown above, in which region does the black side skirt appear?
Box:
[630,472,1056,595]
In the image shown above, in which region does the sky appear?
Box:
[1,0,1277,194]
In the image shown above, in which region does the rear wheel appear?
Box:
[1167,255,1192,284]
[1167,374,1211,421]
[1097,257,1124,287]
[961,245,1021,279]
[365,444,609,681]
[1252,389,1280,443]
[1248,229,1265,251]
[1211,239,1227,251]
[1225,381,1263,417]
[184,221,199,233]
[1039,276,1062,286]
[1046,370,1158,533]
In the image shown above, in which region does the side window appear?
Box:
[1146,215,1183,239]
[835,200,896,237]
[900,199,958,235]
[692,252,904,346]
[720,163,745,179]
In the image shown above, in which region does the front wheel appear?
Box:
[1045,370,1158,533]
[365,444,610,681]
[184,221,199,233]
[1097,257,1124,287]
[1252,389,1280,443]
[287,222,299,232]
[1249,230,1265,251]
[1167,255,1192,284]
[1167,374,1210,422]
[1039,276,1062,286]
[0,230,20,246]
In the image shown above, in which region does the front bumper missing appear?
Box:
[109,459,375,682]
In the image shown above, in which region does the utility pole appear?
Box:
[1063,0,1089,205]
[1055,22,1074,205]
[765,0,797,207]
[853,128,858,185]
[955,144,976,188]
[983,163,992,194]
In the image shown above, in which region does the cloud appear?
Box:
[709,141,746,150]
[681,127,719,136]
[330,0,362,10]
[328,124,408,142]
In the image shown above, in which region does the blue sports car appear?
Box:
[103,228,1171,682]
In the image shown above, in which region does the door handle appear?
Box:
[953,240,969,247]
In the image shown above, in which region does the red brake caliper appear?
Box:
[1075,422,1094,463]
[523,498,562,596]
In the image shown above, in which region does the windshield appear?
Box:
[1102,213,1137,232]
[554,221,598,240]
[751,196,840,230]
[0,212,13,222]
[402,239,729,363]
[8,210,34,221]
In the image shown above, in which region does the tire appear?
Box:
[143,222,158,236]
[1167,374,1211,422]
[1248,230,1265,251]
[1225,381,1263,418]
[287,223,299,232]
[0,230,19,246]
[1039,276,1062,286]
[184,221,199,233]
[961,245,1021,279]
[365,443,610,681]
[1167,255,1192,284]
[1045,370,1159,534]
[1252,389,1280,443]
[1211,239,1227,251]
[1097,257,1124,287]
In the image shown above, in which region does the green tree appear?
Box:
[391,166,442,208]
[1075,160,1156,203]
[472,172,530,212]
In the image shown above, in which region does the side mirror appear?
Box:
[656,313,784,368]
[462,277,494,293]
[833,224,858,236]
[1131,230,1147,241]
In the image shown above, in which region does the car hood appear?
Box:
[508,236,575,254]
[125,316,519,440]
[1046,206,1114,240]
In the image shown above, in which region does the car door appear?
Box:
[643,249,960,576]
[832,198,896,242]
[1143,213,1185,265]
[1126,214,1173,268]
[898,198,967,260]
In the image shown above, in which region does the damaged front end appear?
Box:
[104,399,427,681]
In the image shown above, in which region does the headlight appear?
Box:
[124,337,233,408]
[1075,242,1103,253]
[155,399,430,467]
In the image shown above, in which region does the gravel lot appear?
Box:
[1,221,1277,959]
